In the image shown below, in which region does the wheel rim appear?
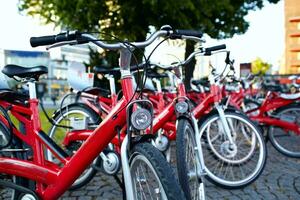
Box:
[183,122,201,199]
[130,153,168,200]
[47,109,97,187]
[201,113,265,186]
[269,107,300,156]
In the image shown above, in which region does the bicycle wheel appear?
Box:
[268,104,300,158]
[243,99,260,116]
[199,111,266,189]
[129,142,186,200]
[176,118,204,200]
[47,103,101,190]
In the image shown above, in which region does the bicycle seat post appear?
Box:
[26,79,42,132]
[27,79,37,99]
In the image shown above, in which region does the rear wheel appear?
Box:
[200,111,266,189]
[268,105,300,158]
[130,142,186,200]
[47,103,101,190]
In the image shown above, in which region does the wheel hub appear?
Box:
[102,152,120,175]
[220,141,237,158]
[153,135,169,152]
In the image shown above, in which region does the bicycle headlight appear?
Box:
[131,108,152,130]
[175,101,189,114]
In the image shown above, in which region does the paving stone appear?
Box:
[2,140,300,199]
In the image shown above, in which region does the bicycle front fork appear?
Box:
[215,104,236,145]
[191,116,206,200]
[120,135,135,200]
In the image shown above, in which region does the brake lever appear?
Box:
[46,40,79,50]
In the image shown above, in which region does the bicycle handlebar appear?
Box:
[30,26,203,50]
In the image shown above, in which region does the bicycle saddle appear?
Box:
[191,78,209,87]
[2,64,48,80]
[93,66,120,76]
[82,86,111,97]
[0,89,29,106]
[147,71,168,79]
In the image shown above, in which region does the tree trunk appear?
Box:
[184,40,196,90]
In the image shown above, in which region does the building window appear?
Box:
[297,52,300,60]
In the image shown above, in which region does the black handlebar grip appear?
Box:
[175,29,203,38]
[30,35,56,47]
[30,31,80,47]
[205,44,226,52]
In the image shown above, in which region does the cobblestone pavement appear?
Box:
[1,142,300,199]
[58,142,300,200]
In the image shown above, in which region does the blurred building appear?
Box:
[0,45,90,98]
[284,0,300,73]
[240,63,251,77]
[47,45,90,97]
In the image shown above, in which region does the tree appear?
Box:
[251,57,271,75]
[19,0,280,88]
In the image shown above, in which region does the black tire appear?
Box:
[47,103,101,190]
[199,111,267,189]
[176,118,203,200]
[268,104,300,158]
[130,142,186,200]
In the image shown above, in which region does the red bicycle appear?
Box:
[0,28,193,200]
[50,48,266,194]
[220,64,300,158]
[244,86,300,158]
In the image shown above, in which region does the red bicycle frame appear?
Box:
[246,91,300,134]
[0,75,135,199]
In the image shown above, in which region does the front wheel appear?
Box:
[129,142,186,200]
[200,111,267,189]
[176,118,204,200]
[268,104,300,158]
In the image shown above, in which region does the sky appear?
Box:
[218,0,284,68]
[0,0,284,67]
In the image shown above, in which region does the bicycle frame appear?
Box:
[0,49,136,199]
